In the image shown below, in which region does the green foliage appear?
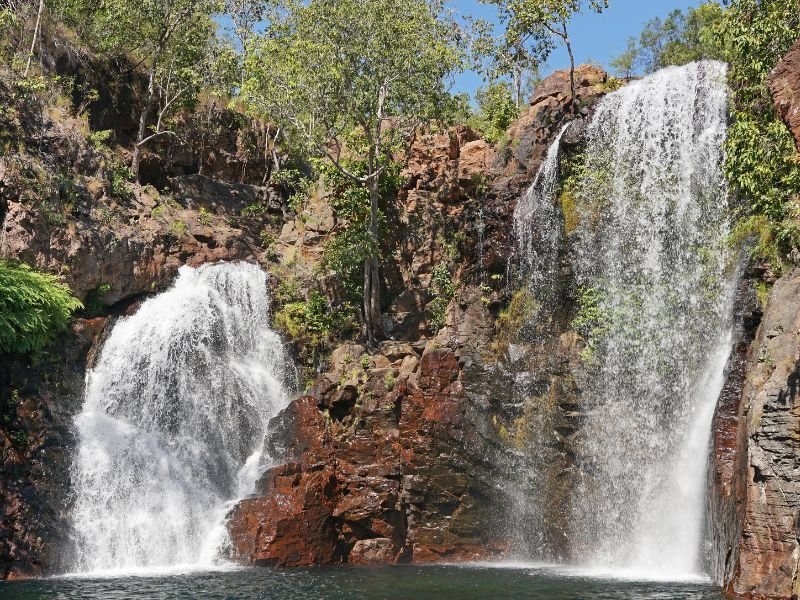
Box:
[571,285,609,362]
[637,3,724,74]
[319,157,403,304]
[428,262,456,331]
[714,0,800,270]
[108,162,134,201]
[198,207,213,226]
[470,82,520,142]
[89,129,113,148]
[272,168,315,213]
[171,220,189,236]
[243,0,464,162]
[485,0,609,106]
[242,0,463,336]
[241,203,270,218]
[0,261,83,354]
[273,290,354,347]
[610,37,639,79]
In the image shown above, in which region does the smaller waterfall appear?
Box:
[513,123,571,298]
[70,262,290,574]
[507,123,572,559]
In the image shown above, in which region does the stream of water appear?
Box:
[513,61,734,578]
[69,262,291,575]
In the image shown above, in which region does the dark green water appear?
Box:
[1,565,723,599]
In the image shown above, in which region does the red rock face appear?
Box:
[770,38,800,153]
[226,340,511,566]
[709,271,800,599]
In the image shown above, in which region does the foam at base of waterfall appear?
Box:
[69,262,290,574]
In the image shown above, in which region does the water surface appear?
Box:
[2,565,724,599]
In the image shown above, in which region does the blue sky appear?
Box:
[450,0,703,95]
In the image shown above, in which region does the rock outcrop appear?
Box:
[225,67,611,567]
[770,38,800,153]
[707,38,800,600]
[0,318,106,579]
[711,271,800,599]
[228,321,511,565]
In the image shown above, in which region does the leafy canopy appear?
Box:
[0,261,83,354]
[242,0,464,179]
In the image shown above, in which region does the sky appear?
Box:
[449,0,703,96]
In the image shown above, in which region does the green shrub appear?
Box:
[198,207,213,226]
[108,162,134,201]
[429,262,455,331]
[0,261,83,354]
[273,290,355,347]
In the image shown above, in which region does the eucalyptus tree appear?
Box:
[243,0,463,342]
[75,0,222,180]
[485,0,609,109]
[470,16,541,108]
[610,37,640,79]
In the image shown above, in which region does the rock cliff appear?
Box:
[708,38,800,600]
[0,54,610,576]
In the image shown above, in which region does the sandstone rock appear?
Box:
[501,65,609,187]
[379,341,417,362]
[529,64,607,106]
[770,38,800,152]
[228,339,511,567]
[458,140,496,186]
[711,269,800,598]
[349,538,396,565]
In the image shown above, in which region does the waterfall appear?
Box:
[513,61,735,578]
[70,262,291,574]
[570,61,734,577]
[513,123,571,300]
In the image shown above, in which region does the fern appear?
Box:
[0,260,83,354]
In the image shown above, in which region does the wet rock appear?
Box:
[349,538,395,565]
[228,337,511,566]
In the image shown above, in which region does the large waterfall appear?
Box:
[70,262,290,574]
[514,61,735,578]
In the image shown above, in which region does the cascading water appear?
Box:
[513,123,571,302]
[513,60,735,579]
[69,262,291,574]
[507,123,572,558]
[570,61,734,577]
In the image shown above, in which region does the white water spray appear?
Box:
[513,123,571,295]
[513,61,735,579]
[70,262,290,574]
[569,61,734,578]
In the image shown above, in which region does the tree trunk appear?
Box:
[363,175,383,343]
[23,0,45,77]
[132,64,157,182]
[563,22,577,112]
[512,67,522,109]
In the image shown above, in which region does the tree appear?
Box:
[73,0,221,180]
[610,36,639,79]
[472,81,520,142]
[470,16,541,108]
[243,0,463,342]
[485,0,609,110]
[637,3,724,74]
